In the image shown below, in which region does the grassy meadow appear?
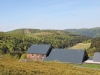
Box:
[68,43,91,49]
[75,64,100,69]
[0,57,100,75]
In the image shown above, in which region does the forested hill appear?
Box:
[0,29,90,58]
[7,28,77,35]
[65,27,100,38]
[7,29,40,34]
[89,37,100,52]
[7,28,83,36]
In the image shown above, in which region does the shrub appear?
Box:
[20,54,26,59]
[0,50,3,55]
[5,53,13,58]
[14,54,20,59]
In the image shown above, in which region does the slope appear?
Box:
[65,27,100,38]
[6,28,90,49]
[68,43,91,49]
[0,58,100,75]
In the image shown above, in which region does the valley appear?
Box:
[0,28,100,75]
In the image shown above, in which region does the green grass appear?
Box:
[73,64,100,69]
[1,57,100,75]
[26,33,39,38]
[26,33,35,37]
[69,43,91,49]
[26,32,54,38]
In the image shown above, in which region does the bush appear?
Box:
[0,50,3,55]
[14,54,20,59]
[20,54,26,59]
[5,53,13,58]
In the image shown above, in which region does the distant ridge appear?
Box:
[7,28,40,34]
[6,28,90,39]
[65,27,100,38]
[7,28,74,35]
[7,27,100,38]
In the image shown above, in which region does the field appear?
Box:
[0,57,100,75]
[26,32,54,38]
[76,64,100,69]
[68,43,91,49]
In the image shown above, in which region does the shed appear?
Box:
[27,44,52,60]
[44,49,88,64]
[93,52,100,62]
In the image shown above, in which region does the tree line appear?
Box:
[89,37,100,52]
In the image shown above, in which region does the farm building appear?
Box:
[44,49,88,64]
[93,52,100,62]
[27,44,52,61]
[27,44,89,64]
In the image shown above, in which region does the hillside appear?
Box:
[68,43,91,50]
[7,28,88,37]
[7,28,74,35]
[0,29,90,58]
[65,27,100,38]
[88,37,100,54]
[0,58,100,75]
[7,28,40,34]
[6,29,90,49]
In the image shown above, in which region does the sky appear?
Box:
[0,0,100,31]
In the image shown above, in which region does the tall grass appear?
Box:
[0,57,100,75]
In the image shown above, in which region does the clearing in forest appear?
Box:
[69,43,91,49]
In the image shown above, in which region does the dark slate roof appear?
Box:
[93,52,100,62]
[44,49,87,64]
[27,44,51,54]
